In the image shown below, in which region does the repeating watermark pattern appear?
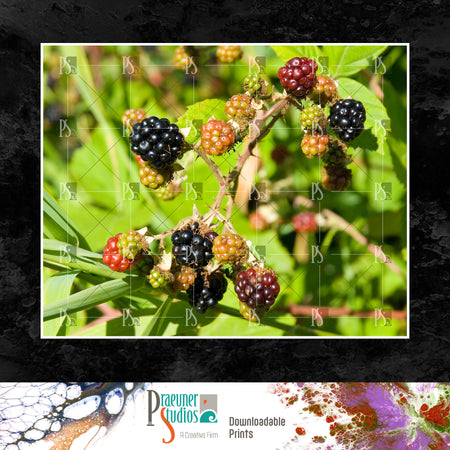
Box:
[59,182,77,200]
[311,182,323,201]
[122,56,140,76]
[249,56,266,73]
[123,182,140,200]
[374,182,392,200]
[317,56,329,75]
[123,309,140,327]
[185,308,198,327]
[59,119,72,137]
[59,244,77,263]
[311,308,329,327]
[59,56,77,75]
[311,245,323,264]
[374,245,392,264]
[374,308,392,326]
[374,56,387,75]
[59,308,76,327]
[185,182,203,200]
[249,183,267,202]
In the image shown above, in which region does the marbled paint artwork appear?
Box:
[0,383,147,450]
[269,383,450,449]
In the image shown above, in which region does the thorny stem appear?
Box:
[293,195,406,279]
[211,98,290,218]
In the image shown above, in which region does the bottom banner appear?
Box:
[0,383,449,449]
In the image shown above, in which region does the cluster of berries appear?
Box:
[102,230,147,272]
[276,56,366,191]
[101,220,280,319]
[126,115,185,199]
[174,45,243,73]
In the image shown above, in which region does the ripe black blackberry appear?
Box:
[321,164,352,191]
[187,271,228,314]
[329,99,366,142]
[129,117,184,169]
[171,223,216,268]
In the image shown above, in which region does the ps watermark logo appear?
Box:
[122,56,140,76]
[185,182,203,200]
[59,244,77,263]
[59,119,72,138]
[374,182,392,200]
[59,308,76,327]
[123,182,140,200]
[317,56,329,75]
[59,182,77,200]
[311,308,328,327]
[59,56,77,75]
[374,309,392,326]
[123,309,140,326]
[248,56,266,73]
[249,183,267,202]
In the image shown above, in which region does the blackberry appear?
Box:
[154,182,182,201]
[321,164,352,191]
[216,45,242,63]
[322,140,352,167]
[187,271,228,314]
[117,230,142,260]
[270,145,290,164]
[102,234,134,272]
[148,268,168,288]
[243,73,262,95]
[172,265,196,291]
[224,94,255,121]
[329,99,366,142]
[310,75,338,106]
[293,211,317,233]
[301,132,329,158]
[138,161,173,189]
[129,117,184,169]
[299,105,327,131]
[278,57,318,98]
[234,267,280,308]
[201,119,235,156]
[213,233,248,264]
[171,223,215,268]
[122,109,146,132]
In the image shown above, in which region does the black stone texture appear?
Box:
[0,0,449,381]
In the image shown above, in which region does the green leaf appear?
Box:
[44,277,146,321]
[324,45,387,78]
[387,137,407,186]
[43,271,79,336]
[177,99,227,144]
[337,77,390,151]
[271,45,323,63]
[44,189,91,250]
[142,295,173,336]
[43,239,103,260]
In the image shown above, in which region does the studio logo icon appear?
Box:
[199,395,217,423]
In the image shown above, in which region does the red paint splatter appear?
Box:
[295,427,306,435]
[420,398,450,427]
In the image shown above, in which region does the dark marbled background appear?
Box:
[0,0,448,381]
